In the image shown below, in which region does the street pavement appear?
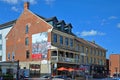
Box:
[25,78,114,80]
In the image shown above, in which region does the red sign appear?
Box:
[32,54,42,59]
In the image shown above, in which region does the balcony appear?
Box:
[51,56,80,64]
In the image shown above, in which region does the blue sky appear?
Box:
[0,0,120,59]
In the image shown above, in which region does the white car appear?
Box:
[112,77,120,80]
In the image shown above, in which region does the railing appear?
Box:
[51,56,80,64]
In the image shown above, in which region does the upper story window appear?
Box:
[64,27,69,33]
[81,46,84,53]
[0,34,2,39]
[12,52,15,61]
[86,56,88,64]
[60,35,63,45]
[70,39,73,47]
[0,44,2,50]
[90,48,92,54]
[65,37,69,46]
[57,24,62,30]
[25,37,29,45]
[25,24,29,34]
[53,34,57,43]
[76,44,79,51]
[94,58,96,64]
[90,57,93,64]
[8,53,10,60]
[81,56,84,63]
[86,47,88,54]
[0,56,2,61]
[26,50,30,59]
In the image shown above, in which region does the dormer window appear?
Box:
[64,27,69,33]
[64,24,72,33]
[57,24,62,30]
[26,24,29,34]
[48,21,53,26]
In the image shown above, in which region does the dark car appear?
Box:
[40,75,52,80]
[52,75,71,80]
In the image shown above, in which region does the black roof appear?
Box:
[0,20,16,29]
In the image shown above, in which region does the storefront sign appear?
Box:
[32,54,42,59]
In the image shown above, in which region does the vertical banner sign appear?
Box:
[32,32,49,59]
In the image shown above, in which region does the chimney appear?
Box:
[24,2,29,10]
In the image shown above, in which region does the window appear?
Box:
[70,39,73,47]
[81,46,84,53]
[90,48,92,54]
[26,50,30,59]
[8,53,10,60]
[51,51,57,56]
[57,24,62,30]
[81,56,84,63]
[86,47,88,54]
[60,36,63,45]
[64,27,69,33]
[89,57,92,64]
[76,44,79,51]
[0,34,2,39]
[65,37,69,46]
[12,52,15,61]
[53,34,57,43]
[0,44,2,50]
[25,24,29,34]
[0,56,2,61]
[25,37,29,45]
[86,56,88,64]
[94,58,96,63]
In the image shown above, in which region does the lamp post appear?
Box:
[115,67,118,78]
[17,60,19,80]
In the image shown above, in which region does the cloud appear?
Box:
[11,6,19,12]
[1,0,19,4]
[108,16,118,20]
[23,0,37,4]
[117,23,120,28]
[44,0,55,5]
[77,30,105,37]
[1,0,37,4]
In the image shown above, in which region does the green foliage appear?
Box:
[1,74,13,80]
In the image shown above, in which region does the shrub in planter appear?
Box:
[3,74,13,80]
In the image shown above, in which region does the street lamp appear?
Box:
[115,67,118,78]
[17,60,19,80]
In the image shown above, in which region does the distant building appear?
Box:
[0,20,16,61]
[0,2,107,77]
[109,54,120,77]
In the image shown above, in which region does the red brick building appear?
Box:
[109,54,120,77]
[4,2,107,77]
[6,2,52,76]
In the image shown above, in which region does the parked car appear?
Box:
[40,75,52,80]
[112,77,120,80]
[52,75,71,80]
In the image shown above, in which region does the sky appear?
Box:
[0,0,120,59]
